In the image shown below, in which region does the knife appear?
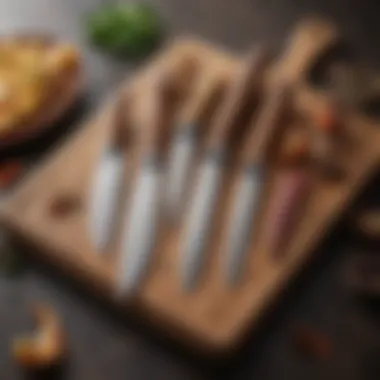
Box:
[89,92,130,254]
[116,73,171,296]
[166,71,224,221]
[223,84,289,286]
[180,47,268,291]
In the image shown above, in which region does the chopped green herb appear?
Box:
[85,3,164,59]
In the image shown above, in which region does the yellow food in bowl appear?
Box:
[0,38,79,134]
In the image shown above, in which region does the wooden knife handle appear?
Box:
[178,69,225,127]
[273,18,339,84]
[206,47,268,150]
[138,70,174,156]
[113,89,134,148]
[241,83,291,165]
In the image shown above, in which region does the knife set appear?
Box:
[2,19,380,354]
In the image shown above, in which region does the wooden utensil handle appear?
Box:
[113,89,133,148]
[178,70,225,127]
[138,71,173,156]
[274,18,339,84]
[206,47,268,150]
[242,83,290,165]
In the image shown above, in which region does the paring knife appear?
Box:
[89,93,130,254]
[116,74,171,296]
[166,71,224,221]
[180,47,268,291]
[223,84,289,286]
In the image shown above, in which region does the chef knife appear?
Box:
[180,47,268,291]
[223,83,289,286]
[166,71,224,221]
[116,73,171,296]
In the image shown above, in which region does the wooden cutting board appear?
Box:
[1,19,380,355]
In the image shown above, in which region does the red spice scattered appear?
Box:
[318,106,338,133]
[316,101,343,135]
[291,324,333,360]
[0,160,23,189]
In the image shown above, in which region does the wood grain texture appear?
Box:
[1,20,380,355]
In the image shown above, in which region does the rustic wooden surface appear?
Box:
[0,0,380,379]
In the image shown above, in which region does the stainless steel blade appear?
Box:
[166,125,196,220]
[89,148,124,253]
[116,157,161,296]
[224,165,262,287]
[180,150,225,291]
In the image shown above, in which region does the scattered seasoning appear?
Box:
[0,160,23,189]
[50,194,82,218]
[314,101,343,138]
[292,324,333,360]
[318,108,337,132]
[281,130,310,164]
[354,210,380,241]
[12,303,67,369]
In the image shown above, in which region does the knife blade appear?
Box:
[180,149,224,290]
[223,84,289,286]
[116,156,162,295]
[180,47,268,291]
[224,165,262,285]
[116,71,171,296]
[90,148,125,252]
[89,94,130,254]
[166,72,225,221]
[166,124,196,219]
